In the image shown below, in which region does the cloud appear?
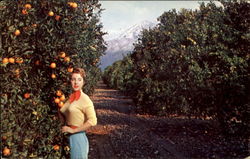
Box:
[100,1,203,39]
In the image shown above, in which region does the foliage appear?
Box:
[0,0,105,158]
[103,55,135,93]
[103,0,250,144]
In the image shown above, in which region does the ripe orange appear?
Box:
[3,147,11,156]
[67,67,73,73]
[22,9,28,15]
[24,93,30,99]
[53,145,60,151]
[58,102,64,108]
[51,73,56,79]
[35,60,40,65]
[2,58,8,64]
[14,69,20,75]
[55,15,61,21]
[68,2,73,6]
[16,57,24,64]
[59,52,66,58]
[71,2,77,8]
[48,11,54,17]
[2,136,7,140]
[54,98,60,104]
[8,57,15,63]
[32,24,37,28]
[14,29,21,36]
[50,62,56,68]
[56,90,62,97]
[64,57,70,62]
[60,95,65,101]
[24,4,32,9]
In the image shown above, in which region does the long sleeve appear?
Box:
[84,105,97,126]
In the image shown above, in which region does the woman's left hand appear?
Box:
[62,126,75,134]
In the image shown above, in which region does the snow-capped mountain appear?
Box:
[100,20,157,70]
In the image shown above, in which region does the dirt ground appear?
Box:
[87,81,249,159]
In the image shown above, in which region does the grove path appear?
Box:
[87,81,187,159]
[86,81,248,159]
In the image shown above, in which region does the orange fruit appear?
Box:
[71,2,77,8]
[64,57,70,62]
[55,15,60,21]
[54,98,60,104]
[60,95,65,101]
[53,145,60,151]
[24,93,30,99]
[48,11,54,17]
[22,9,28,15]
[14,29,21,36]
[35,60,40,65]
[8,57,15,63]
[58,102,64,108]
[32,24,37,28]
[56,90,62,97]
[68,2,73,6]
[59,52,66,58]
[24,4,32,9]
[14,69,20,74]
[3,147,11,156]
[67,67,73,73]
[51,73,56,79]
[50,62,56,68]
[2,136,7,140]
[2,58,8,64]
[16,57,24,64]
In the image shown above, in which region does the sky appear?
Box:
[99,1,207,40]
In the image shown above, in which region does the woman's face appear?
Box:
[71,73,84,91]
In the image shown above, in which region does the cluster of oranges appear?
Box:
[68,2,78,9]
[54,90,65,108]
[47,10,62,22]
[21,3,32,15]
[53,145,70,151]
[15,2,79,37]
[2,137,11,156]
[2,57,24,64]
[59,51,71,63]
[48,2,78,21]
[15,4,36,36]
[49,52,72,79]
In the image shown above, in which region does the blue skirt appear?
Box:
[69,131,89,159]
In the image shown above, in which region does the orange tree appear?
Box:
[103,55,134,92]
[0,0,105,158]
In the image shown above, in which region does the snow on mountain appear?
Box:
[100,20,157,70]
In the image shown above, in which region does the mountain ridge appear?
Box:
[100,20,157,70]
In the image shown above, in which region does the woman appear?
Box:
[59,68,97,159]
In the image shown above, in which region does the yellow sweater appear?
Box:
[60,92,97,127]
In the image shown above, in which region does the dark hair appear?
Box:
[72,68,86,78]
